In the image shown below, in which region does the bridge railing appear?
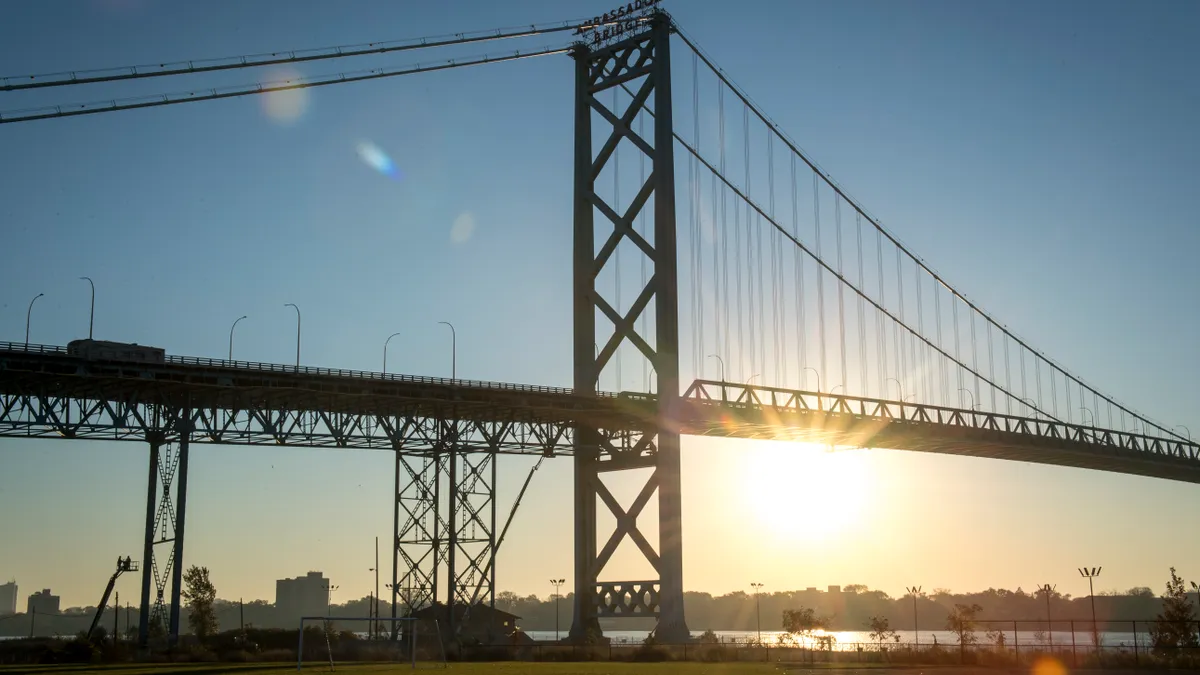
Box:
[0,341,615,399]
[679,379,1200,461]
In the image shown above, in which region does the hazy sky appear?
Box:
[1,0,1199,615]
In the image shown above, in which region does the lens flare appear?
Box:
[1032,656,1067,675]
[261,69,308,124]
[451,212,476,244]
[356,141,399,178]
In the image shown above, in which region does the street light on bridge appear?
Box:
[1177,425,1192,442]
[707,354,725,383]
[25,292,43,346]
[383,332,402,374]
[958,387,974,410]
[886,377,906,402]
[284,304,301,368]
[79,276,95,339]
[228,315,247,361]
[438,322,456,380]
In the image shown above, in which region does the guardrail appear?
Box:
[0,341,616,399]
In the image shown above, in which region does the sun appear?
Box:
[744,442,873,542]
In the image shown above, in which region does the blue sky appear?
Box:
[1,0,1199,612]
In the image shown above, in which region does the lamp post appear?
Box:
[79,276,95,339]
[550,578,565,642]
[323,582,339,617]
[1039,584,1055,647]
[958,387,974,410]
[438,322,456,380]
[708,354,726,382]
[906,586,922,646]
[1079,567,1101,647]
[284,303,300,368]
[1177,426,1192,442]
[747,374,761,385]
[750,582,764,644]
[886,377,906,402]
[369,536,379,639]
[383,332,401,374]
[830,384,845,396]
[25,293,43,346]
[1079,407,1094,426]
[228,315,247,361]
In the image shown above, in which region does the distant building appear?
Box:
[27,589,59,615]
[276,572,330,624]
[805,587,818,593]
[0,581,16,616]
[827,585,841,594]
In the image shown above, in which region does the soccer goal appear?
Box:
[297,616,446,670]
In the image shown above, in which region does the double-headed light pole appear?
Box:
[906,586,922,645]
[1039,583,1056,646]
[1079,566,1101,643]
[550,578,565,642]
[749,582,764,644]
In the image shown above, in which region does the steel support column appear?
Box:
[137,434,161,648]
[167,413,191,646]
[570,13,690,642]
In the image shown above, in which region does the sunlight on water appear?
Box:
[261,68,308,124]
[356,141,399,179]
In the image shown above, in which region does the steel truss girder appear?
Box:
[672,381,1200,482]
[570,14,689,642]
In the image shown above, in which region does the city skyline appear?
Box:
[1,0,1198,621]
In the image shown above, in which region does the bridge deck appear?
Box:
[1,344,1198,482]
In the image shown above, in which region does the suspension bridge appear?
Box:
[1,5,1195,647]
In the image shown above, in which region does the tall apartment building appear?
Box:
[276,572,330,624]
[0,581,16,616]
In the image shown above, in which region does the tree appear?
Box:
[946,603,982,661]
[782,607,829,645]
[866,615,896,649]
[181,565,218,641]
[1150,567,1198,657]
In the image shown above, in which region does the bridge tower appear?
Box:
[570,13,690,642]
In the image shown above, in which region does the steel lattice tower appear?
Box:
[569,13,690,642]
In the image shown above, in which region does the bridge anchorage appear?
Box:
[2,4,1198,650]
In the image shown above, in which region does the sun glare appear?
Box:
[745,443,873,542]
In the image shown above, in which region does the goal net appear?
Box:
[297,616,447,670]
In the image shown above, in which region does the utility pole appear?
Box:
[906,586,922,646]
[114,591,119,642]
[240,598,244,634]
[375,536,380,640]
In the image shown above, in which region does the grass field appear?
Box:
[0,663,783,675]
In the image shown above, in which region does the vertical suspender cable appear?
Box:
[856,212,868,397]
[894,249,907,400]
[914,266,926,404]
[792,154,806,385]
[934,283,945,406]
[768,133,782,384]
[744,105,758,380]
[719,85,731,375]
[876,228,888,399]
[813,172,827,389]
[693,51,704,381]
[970,310,980,409]
[987,322,996,411]
[835,198,847,392]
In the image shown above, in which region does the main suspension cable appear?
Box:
[0,46,569,124]
[1,20,585,91]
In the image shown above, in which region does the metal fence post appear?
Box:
[1132,620,1138,666]
[1070,619,1077,667]
[1014,619,1019,666]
